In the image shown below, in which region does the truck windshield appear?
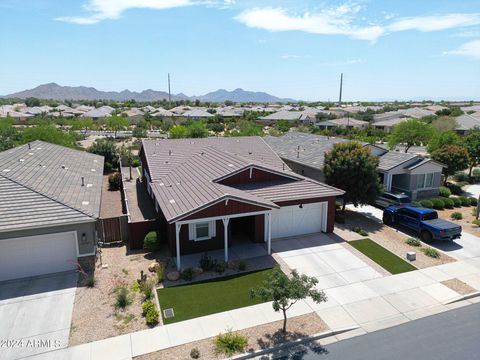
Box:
[423,212,438,220]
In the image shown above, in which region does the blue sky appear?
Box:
[1,0,479,101]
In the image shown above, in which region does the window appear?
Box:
[188,221,216,241]
[417,173,434,189]
[425,173,433,188]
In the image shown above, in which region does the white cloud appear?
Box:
[388,13,480,32]
[444,40,480,59]
[280,54,310,59]
[317,58,366,66]
[55,0,194,24]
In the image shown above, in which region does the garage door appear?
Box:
[271,202,328,239]
[0,232,78,282]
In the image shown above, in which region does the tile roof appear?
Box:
[0,141,104,231]
[142,137,343,222]
[455,114,480,131]
[377,151,418,171]
[316,117,369,128]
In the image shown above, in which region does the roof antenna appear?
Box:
[81,177,85,186]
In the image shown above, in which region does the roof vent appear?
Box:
[3,169,10,173]
[228,164,234,167]
[91,168,96,172]
[169,150,172,156]
[28,143,31,150]
[169,199,176,204]
[28,152,33,156]
[82,201,90,206]
[86,184,93,188]
[81,177,85,186]
[19,159,25,162]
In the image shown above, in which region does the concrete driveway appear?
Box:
[0,272,77,359]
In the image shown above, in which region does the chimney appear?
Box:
[81,177,85,186]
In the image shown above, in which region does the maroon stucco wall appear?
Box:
[218,167,292,185]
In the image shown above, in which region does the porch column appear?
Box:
[222,217,230,262]
[175,223,181,271]
[267,212,272,255]
[385,173,392,192]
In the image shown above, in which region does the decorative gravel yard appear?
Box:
[349,239,417,274]
[157,268,274,324]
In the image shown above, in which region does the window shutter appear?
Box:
[188,224,195,240]
[209,221,216,237]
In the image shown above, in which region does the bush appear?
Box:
[431,198,445,210]
[419,199,434,208]
[145,307,159,325]
[199,253,216,271]
[115,286,132,309]
[215,261,226,273]
[108,173,122,191]
[104,162,113,173]
[457,181,470,188]
[140,277,156,300]
[421,247,440,258]
[451,197,462,207]
[469,197,478,206]
[439,186,451,198]
[156,264,165,284]
[352,226,368,236]
[405,238,421,247]
[472,219,480,226]
[86,275,96,288]
[454,172,469,183]
[459,196,470,206]
[335,201,342,210]
[143,231,160,252]
[238,260,247,271]
[132,159,140,167]
[443,198,454,209]
[214,330,248,356]
[451,212,463,220]
[446,183,462,195]
[190,348,200,359]
[142,301,156,315]
[181,267,195,281]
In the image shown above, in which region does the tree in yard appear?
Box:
[88,141,119,171]
[388,119,434,153]
[186,121,209,138]
[431,116,458,132]
[431,145,469,184]
[250,268,326,333]
[0,118,20,151]
[324,141,382,213]
[25,97,41,107]
[106,116,129,138]
[464,130,480,178]
[169,124,188,139]
[71,118,96,136]
[21,124,78,148]
[276,120,291,133]
[426,130,460,153]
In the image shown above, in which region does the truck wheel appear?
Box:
[421,230,432,242]
[383,214,393,226]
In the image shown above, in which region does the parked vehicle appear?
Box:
[375,192,411,208]
[383,206,462,242]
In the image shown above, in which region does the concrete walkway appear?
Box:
[29,256,480,360]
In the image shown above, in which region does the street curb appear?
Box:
[443,291,480,305]
[227,326,359,360]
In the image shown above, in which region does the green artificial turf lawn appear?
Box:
[349,239,417,274]
[157,268,274,324]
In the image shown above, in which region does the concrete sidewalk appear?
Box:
[29,256,480,360]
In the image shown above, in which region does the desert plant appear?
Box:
[145,307,159,325]
[419,199,434,208]
[104,162,113,173]
[190,347,200,359]
[108,172,122,191]
[431,198,445,210]
[131,280,140,293]
[469,197,478,206]
[214,330,248,356]
[439,186,451,198]
[472,219,480,226]
[142,300,155,315]
[443,198,454,209]
[156,264,165,284]
[86,275,96,288]
[238,260,247,271]
[143,231,160,252]
[405,238,421,247]
[451,212,463,220]
[421,247,440,258]
[451,197,462,207]
[459,196,470,206]
[215,261,226,273]
[352,226,368,236]
[132,159,140,167]
[181,267,195,281]
[199,252,216,271]
[115,286,132,309]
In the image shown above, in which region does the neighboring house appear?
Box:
[316,117,369,129]
[0,141,104,281]
[372,117,409,132]
[152,107,175,117]
[400,107,436,118]
[139,137,343,269]
[265,132,443,200]
[82,106,114,119]
[454,114,480,135]
[182,109,214,119]
[372,110,408,123]
[122,107,144,118]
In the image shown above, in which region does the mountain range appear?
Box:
[2,83,295,103]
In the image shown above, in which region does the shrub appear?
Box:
[335,201,342,210]
[238,260,247,271]
[439,186,451,198]
[451,197,462,207]
[142,301,155,315]
[214,330,248,356]
[454,172,469,183]
[446,183,462,195]
[405,238,421,247]
[199,253,216,271]
[140,277,156,300]
[156,264,165,284]
[419,199,434,208]
[352,226,368,236]
[143,231,160,252]
[457,181,470,188]
[469,197,478,206]
[104,162,113,173]
[86,275,96,288]
[108,173,122,191]
[443,198,454,209]
[459,196,470,206]
[421,247,440,258]
[190,348,200,359]
[115,286,132,309]
[450,212,463,220]
[472,219,480,227]
[431,198,445,210]
[131,280,140,293]
[215,261,226,273]
[142,301,159,325]
[181,267,195,281]
[472,168,480,183]
[132,159,140,167]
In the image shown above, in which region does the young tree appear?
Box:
[250,268,326,333]
[464,130,480,177]
[186,121,209,138]
[21,125,78,148]
[0,119,20,151]
[169,124,188,139]
[431,145,469,184]
[427,130,461,153]
[106,116,129,138]
[324,142,382,212]
[431,116,458,132]
[88,141,119,170]
[388,119,434,153]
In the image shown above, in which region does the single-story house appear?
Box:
[139,137,344,269]
[454,114,480,135]
[0,141,104,281]
[316,117,369,129]
[265,132,444,200]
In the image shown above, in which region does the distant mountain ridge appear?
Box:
[2,83,295,103]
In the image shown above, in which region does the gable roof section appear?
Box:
[0,141,104,230]
[377,152,418,171]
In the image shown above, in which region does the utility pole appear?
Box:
[338,73,343,106]
[168,73,171,103]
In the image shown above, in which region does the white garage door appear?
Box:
[0,232,78,282]
[271,202,328,239]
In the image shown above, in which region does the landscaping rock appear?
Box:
[148,262,160,273]
[193,267,203,275]
[166,271,180,281]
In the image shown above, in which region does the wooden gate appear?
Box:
[101,217,123,245]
